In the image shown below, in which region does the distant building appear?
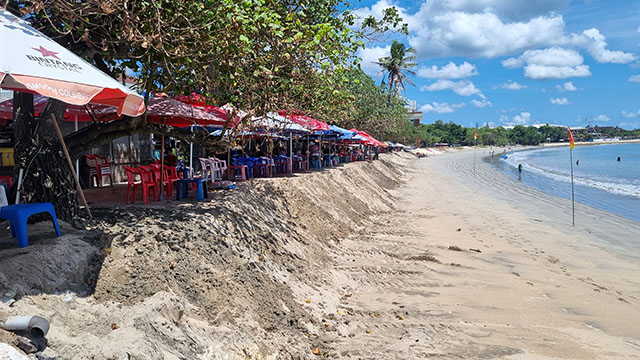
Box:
[409,111,423,126]
[404,100,423,126]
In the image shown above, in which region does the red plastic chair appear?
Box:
[86,155,113,187]
[124,166,157,204]
[150,164,179,197]
[0,175,12,187]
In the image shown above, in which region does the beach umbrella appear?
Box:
[145,97,226,127]
[250,112,309,134]
[0,94,119,123]
[174,93,246,128]
[0,9,146,217]
[279,112,330,131]
[328,125,357,140]
[0,10,145,116]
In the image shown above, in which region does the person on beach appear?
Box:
[576,159,579,165]
[518,163,523,173]
[617,155,621,162]
[164,146,179,167]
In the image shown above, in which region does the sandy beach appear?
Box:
[1,150,639,359]
[321,149,640,359]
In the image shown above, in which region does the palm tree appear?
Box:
[374,40,417,99]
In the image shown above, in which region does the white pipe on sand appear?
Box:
[1,315,50,338]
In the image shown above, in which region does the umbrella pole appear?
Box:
[306,134,310,170]
[289,133,293,174]
[50,114,92,219]
[160,135,165,199]
[74,115,79,181]
[189,125,193,177]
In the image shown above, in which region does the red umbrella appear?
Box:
[350,129,384,147]
[145,97,226,127]
[0,95,226,127]
[279,112,330,131]
[174,93,239,126]
[0,95,119,123]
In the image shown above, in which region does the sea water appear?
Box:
[494,143,640,222]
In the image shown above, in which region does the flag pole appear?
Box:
[568,127,575,226]
[569,145,575,227]
[473,122,478,178]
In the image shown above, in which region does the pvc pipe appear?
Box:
[1,315,50,338]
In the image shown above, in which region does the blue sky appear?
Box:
[354,0,640,129]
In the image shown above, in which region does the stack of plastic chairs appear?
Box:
[86,155,113,187]
[208,157,228,181]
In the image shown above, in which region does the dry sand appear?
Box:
[0,150,639,359]
[321,149,640,359]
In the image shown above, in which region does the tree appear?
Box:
[4,0,406,219]
[374,40,417,99]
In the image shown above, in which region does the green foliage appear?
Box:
[374,40,417,97]
[17,0,406,120]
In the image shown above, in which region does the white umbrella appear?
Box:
[0,10,145,116]
[0,9,146,217]
[251,112,309,134]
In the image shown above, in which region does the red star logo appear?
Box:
[32,45,60,59]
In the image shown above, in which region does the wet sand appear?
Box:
[326,149,640,359]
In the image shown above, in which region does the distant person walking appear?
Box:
[617,155,621,162]
[518,163,523,173]
[576,159,579,165]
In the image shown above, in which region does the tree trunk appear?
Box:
[13,93,79,220]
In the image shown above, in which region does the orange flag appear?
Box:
[568,127,575,150]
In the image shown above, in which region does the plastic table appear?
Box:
[176,177,208,201]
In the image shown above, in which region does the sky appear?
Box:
[354,0,640,129]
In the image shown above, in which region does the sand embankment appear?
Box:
[0,153,409,359]
[1,149,639,359]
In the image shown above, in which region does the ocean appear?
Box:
[492,143,640,222]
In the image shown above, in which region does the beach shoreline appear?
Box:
[322,150,640,358]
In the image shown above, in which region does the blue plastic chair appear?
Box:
[0,187,61,248]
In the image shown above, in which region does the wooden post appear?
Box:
[50,114,92,219]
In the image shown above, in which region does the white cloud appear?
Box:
[355,1,635,69]
[503,47,591,79]
[430,0,571,21]
[582,28,637,64]
[494,81,527,90]
[619,121,640,130]
[594,114,610,122]
[524,64,591,79]
[550,97,571,105]
[421,79,485,98]
[621,110,639,119]
[556,81,578,92]
[629,75,640,83]
[417,61,478,79]
[409,12,569,59]
[512,112,531,125]
[471,98,493,108]
[419,102,466,113]
[357,45,390,76]
[500,112,531,125]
